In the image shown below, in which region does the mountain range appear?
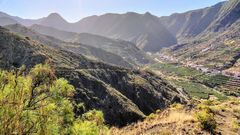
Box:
[0,11,177,52]
[1,0,240,54]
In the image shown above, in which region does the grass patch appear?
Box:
[149,63,201,77]
[172,80,226,100]
[149,63,230,87]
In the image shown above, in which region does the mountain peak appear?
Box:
[44,13,68,23]
[47,13,64,20]
[39,12,69,30]
[144,12,152,16]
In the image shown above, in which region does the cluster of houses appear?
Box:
[156,53,240,79]
[186,63,240,79]
[157,54,178,63]
[222,71,240,79]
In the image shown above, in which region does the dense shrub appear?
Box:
[196,109,217,133]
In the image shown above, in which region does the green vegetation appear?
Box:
[195,109,217,133]
[149,63,201,77]
[149,63,229,99]
[231,120,240,132]
[173,80,226,100]
[200,74,230,87]
[170,103,184,110]
[150,63,230,87]
[0,64,108,135]
[147,113,157,120]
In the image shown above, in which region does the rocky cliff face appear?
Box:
[0,26,189,126]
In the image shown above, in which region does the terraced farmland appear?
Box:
[147,62,230,99]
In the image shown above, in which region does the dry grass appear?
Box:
[110,98,240,135]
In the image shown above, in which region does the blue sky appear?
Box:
[0,0,226,22]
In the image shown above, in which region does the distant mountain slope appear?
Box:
[5,24,133,68]
[0,17,18,26]
[70,12,177,52]
[158,0,240,73]
[30,24,78,41]
[160,0,240,41]
[0,26,188,126]
[0,11,42,26]
[205,0,240,32]
[159,2,225,40]
[160,18,240,71]
[0,11,177,52]
[30,24,151,66]
[37,13,71,31]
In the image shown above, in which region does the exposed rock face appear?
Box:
[0,26,189,126]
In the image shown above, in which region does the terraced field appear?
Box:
[148,62,230,99]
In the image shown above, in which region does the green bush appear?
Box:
[147,113,157,120]
[0,64,108,135]
[196,109,217,133]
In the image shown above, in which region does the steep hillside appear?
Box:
[37,13,71,31]
[5,24,134,68]
[159,0,240,75]
[159,2,224,40]
[159,22,240,70]
[160,0,240,41]
[207,0,240,32]
[0,26,189,126]
[110,98,240,135]
[30,24,151,66]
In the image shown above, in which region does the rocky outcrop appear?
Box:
[0,26,189,126]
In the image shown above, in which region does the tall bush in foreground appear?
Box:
[0,64,108,135]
